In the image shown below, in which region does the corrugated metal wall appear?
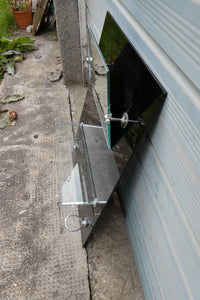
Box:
[86,0,200,299]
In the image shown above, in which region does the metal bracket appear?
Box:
[104,112,145,128]
[71,140,84,153]
[58,199,106,206]
[64,213,100,232]
[85,56,93,64]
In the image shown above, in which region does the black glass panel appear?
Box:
[99,12,167,148]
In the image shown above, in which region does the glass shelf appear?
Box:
[55,122,98,205]
[55,122,119,206]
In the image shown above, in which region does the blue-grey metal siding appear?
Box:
[86,0,200,299]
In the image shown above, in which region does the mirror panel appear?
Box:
[88,29,111,148]
[89,12,167,149]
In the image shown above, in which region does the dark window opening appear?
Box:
[99,12,167,149]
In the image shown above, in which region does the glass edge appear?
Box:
[88,26,109,73]
[81,124,98,202]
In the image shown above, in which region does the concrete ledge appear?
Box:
[54,0,82,85]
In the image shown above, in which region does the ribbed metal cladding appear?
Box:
[86,0,200,299]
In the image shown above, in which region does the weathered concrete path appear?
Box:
[0,29,144,300]
[0,31,90,299]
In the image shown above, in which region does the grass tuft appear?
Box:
[0,0,16,38]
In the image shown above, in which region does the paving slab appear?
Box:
[0,31,90,300]
[86,194,145,300]
[0,28,144,300]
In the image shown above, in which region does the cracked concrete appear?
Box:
[0,30,90,300]
[0,29,144,300]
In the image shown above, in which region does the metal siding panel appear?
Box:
[139,138,200,297]
[161,94,200,179]
[120,144,200,299]
[88,0,200,128]
[126,217,155,300]
[149,114,200,244]
[86,0,108,42]
[127,205,165,299]
[86,0,200,299]
[119,0,200,90]
[120,138,200,298]
[87,0,200,90]
[121,168,163,299]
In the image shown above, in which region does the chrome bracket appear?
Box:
[64,213,100,232]
[104,112,145,128]
[71,140,84,153]
[85,56,93,64]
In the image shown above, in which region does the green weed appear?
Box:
[0,0,16,38]
[0,36,38,83]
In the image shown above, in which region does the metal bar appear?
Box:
[58,201,106,206]
[109,117,140,123]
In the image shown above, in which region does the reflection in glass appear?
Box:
[88,30,111,148]
[88,12,166,155]
[99,12,167,148]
